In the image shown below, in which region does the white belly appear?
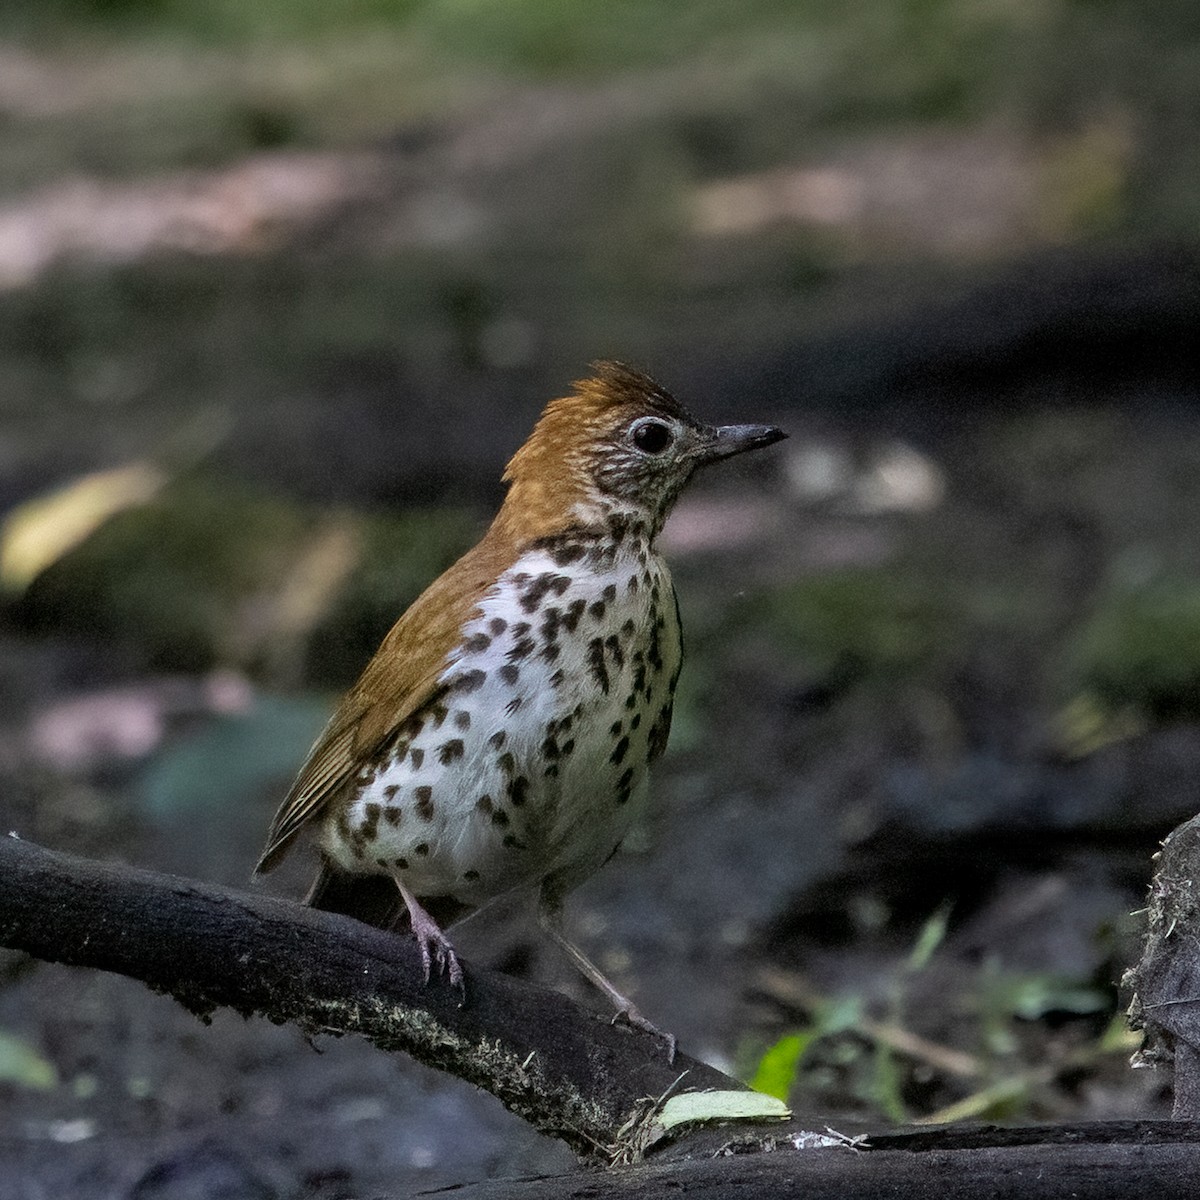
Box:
[320,541,680,907]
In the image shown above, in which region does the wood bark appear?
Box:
[3,834,1200,1197]
[0,834,733,1156]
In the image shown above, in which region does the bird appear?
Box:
[254,361,785,1040]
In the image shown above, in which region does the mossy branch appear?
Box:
[0,834,736,1157]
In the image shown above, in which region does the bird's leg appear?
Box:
[537,898,676,1062]
[394,878,464,992]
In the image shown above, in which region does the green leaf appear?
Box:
[659,1090,791,1131]
[0,1031,57,1091]
[907,901,953,973]
[749,1032,812,1101]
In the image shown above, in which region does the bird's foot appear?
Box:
[412,913,464,991]
[613,1005,677,1064]
[396,880,465,994]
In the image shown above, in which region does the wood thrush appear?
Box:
[254,361,785,1039]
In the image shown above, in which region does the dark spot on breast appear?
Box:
[499,663,520,686]
[503,833,526,850]
[552,542,584,567]
[506,696,523,714]
[589,600,607,620]
[452,669,487,694]
[541,607,562,639]
[476,794,493,815]
[630,712,642,729]
[497,751,516,774]
[384,806,402,826]
[622,618,636,638]
[610,720,623,736]
[489,617,508,636]
[415,842,430,857]
[509,637,536,661]
[463,632,491,654]
[561,738,576,756]
[429,701,449,727]
[513,621,531,636]
[605,634,625,671]
[564,599,587,631]
[549,668,566,689]
[603,584,617,602]
[463,869,480,882]
[376,857,389,869]
[509,775,529,806]
[383,784,399,800]
[410,748,425,769]
[624,691,638,710]
[540,641,560,663]
[438,738,464,765]
[544,763,559,778]
[519,573,555,613]
[361,809,380,839]
[454,710,471,731]
[542,736,560,760]
[610,736,630,765]
[551,575,571,596]
[618,768,634,790]
[628,574,639,593]
[648,701,674,760]
[488,730,507,750]
[415,786,435,819]
[587,637,610,693]
[395,857,409,870]
[491,807,510,828]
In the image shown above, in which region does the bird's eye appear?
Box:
[631,419,673,455]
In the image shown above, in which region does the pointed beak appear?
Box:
[696,422,788,466]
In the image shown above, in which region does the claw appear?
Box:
[396,879,465,996]
[613,1005,677,1064]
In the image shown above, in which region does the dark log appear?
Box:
[416,1122,1200,1198]
[5,834,1200,1197]
[0,834,734,1157]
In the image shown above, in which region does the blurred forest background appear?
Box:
[2,1,1200,1195]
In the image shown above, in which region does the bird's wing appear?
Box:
[253,536,503,875]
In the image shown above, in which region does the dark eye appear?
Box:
[632,419,673,455]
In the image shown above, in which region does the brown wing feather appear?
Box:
[253,530,511,876]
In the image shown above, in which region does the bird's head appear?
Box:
[500,361,786,541]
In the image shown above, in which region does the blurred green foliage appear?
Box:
[745,905,1123,1123]
[747,567,959,689]
[0,1030,57,1091]
[1069,577,1200,722]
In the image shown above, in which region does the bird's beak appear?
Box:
[696,423,787,466]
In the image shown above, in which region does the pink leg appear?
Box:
[538,903,676,1062]
[395,879,464,991]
